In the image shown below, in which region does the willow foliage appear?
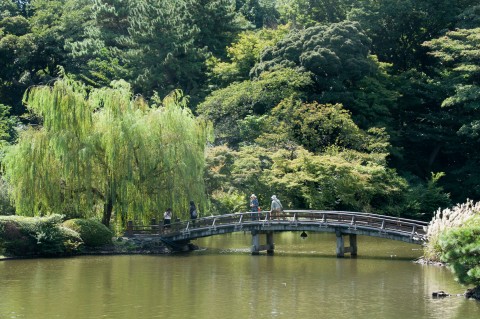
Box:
[3,79,211,226]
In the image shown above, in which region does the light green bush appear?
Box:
[62,219,113,247]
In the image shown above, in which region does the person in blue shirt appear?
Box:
[250,194,259,220]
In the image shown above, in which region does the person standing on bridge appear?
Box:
[270,195,283,220]
[163,208,172,230]
[250,194,259,220]
[190,201,198,226]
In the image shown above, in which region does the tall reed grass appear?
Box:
[424,199,480,261]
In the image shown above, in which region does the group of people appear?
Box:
[162,195,284,228]
[162,201,198,229]
[250,194,283,220]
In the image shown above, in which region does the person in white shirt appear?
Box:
[164,208,172,229]
[270,195,283,220]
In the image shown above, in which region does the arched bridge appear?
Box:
[125,210,428,257]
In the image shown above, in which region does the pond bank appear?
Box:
[0,236,189,261]
[415,258,480,301]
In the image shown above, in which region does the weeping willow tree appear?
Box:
[2,79,211,227]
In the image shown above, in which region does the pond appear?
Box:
[1,232,478,318]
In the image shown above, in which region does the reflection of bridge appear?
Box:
[125,210,428,257]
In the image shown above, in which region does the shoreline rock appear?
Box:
[414,257,446,267]
[465,286,480,300]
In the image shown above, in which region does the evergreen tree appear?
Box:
[348,0,473,71]
[68,0,244,103]
[0,0,91,114]
[422,27,480,201]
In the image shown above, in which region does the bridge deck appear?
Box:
[125,210,429,246]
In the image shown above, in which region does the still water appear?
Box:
[1,232,479,319]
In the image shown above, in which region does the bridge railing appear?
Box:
[125,210,429,240]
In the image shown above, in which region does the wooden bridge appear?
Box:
[125,210,429,257]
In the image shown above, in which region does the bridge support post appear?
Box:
[336,230,345,257]
[252,233,260,255]
[336,230,357,258]
[251,231,275,255]
[266,232,274,255]
[348,234,358,257]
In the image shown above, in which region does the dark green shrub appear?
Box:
[0,215,82,257]
[0,219,36,256]
[62,219,113,247]
[33,216,83,256]
[439,219,480,286]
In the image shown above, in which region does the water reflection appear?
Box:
[0,232,479,319]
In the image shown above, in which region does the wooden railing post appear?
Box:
[411,224,417,238]
[151,218,158,234]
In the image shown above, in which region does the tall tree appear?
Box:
[2,79,211,226]
[250,21,398,128]
[422,28,480,201]
[235,0,279,28]
[348,0,473,71]
[0,0,91,114]
[0,0,34,114]
[198,67,313,145]
[206,25,289,88]
[276,0,353,27]
[69,0,245,103]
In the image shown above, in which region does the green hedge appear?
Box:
[62,219,113,247]
[0,215,82,257]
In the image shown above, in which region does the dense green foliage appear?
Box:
[204,99,411,216]
[0,214,82,256]
[0,0,479,225]
[62,219,112,247]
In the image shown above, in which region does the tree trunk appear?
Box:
[102,198,113,227]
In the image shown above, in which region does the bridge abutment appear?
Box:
[251,231,275,255]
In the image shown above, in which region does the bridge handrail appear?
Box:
[283,210,429,226]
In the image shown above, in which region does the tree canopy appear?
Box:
[1,0,479,224]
